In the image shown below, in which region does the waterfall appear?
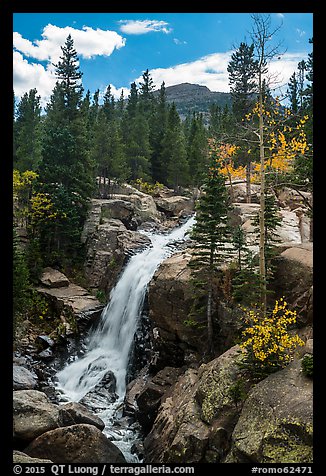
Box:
[55,215,195,460]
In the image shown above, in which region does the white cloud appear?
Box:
[13,24,126,62]
[136,52,233,92]
[13,24,126,105]
[118,19,172,35]
[133,50,309,98]
[13,51,57,107]
[268,52,309,93]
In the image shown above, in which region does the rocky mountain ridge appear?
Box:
[153,82,232,120]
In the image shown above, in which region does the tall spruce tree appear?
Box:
[227,42,258,120]
[189,152,231,355]
[287,72,299,114]
[186,112,209,187]
[37,35,95,264]
[161,103,189,190]
[150,81,168,183]
[14,88,42,172]
[227,42,259,203]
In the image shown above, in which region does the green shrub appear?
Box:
[301,354,313,378]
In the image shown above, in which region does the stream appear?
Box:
[53,215,195,462]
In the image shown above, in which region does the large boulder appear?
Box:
[24,424,126,463]
[144,346,253,463]
[13,390,61,441]
[13,390,106,442]
[226,359,313,463]
[59,402,105,431]
[13,365,38,390]
[39,268,70,288]
[154,196,194,217]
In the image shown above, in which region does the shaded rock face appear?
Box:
[144,346,252,463]
[79,370,118,412]
[148,251,205,357]
[271,243,313,325]
[226,359,313,463]
[135,367,184,433]
[24,424,126,463]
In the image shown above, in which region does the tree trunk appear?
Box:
[246,158,252,203]
[258,81,267,313]
[207,280,214,355]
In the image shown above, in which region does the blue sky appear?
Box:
[13,12,313,107]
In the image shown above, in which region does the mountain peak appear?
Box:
[153,82,231,121]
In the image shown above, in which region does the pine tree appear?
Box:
[227,42,259,203]
[13,228,31,327]
[287,72,299,114]
[14,88,42,172]
[161,103,189,190]
[189,152,231,354]
[227,42,258,121]
[150,82,168,183]
[53,34,83,117]
[187,112,209,187]
[37,35,95,264]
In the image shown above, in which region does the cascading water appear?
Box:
[55,215,195,462]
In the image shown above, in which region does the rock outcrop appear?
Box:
[24,424,126,463]
[13,365,38,391]
[144,346,252,463]
[148,250,206,362]
[271,243,313,324]
[81,200,154,294]
[13,389,106,442]
[13,388,127,463]
[143,347,313,464]
[225,359,313,463]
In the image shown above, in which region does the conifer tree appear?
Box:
[287,72,299,114]
[162,103,189,190]
[37,35,95,264]
[189,150,231,354]
[150,82,168,183]
[14,88,42,172]
[187,112,209,187]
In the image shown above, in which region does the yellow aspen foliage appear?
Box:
[208,138,246,181]
[244,101,309,183]
[13,169,39,226]
[240,297,304,378]
[29,192,66,227]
